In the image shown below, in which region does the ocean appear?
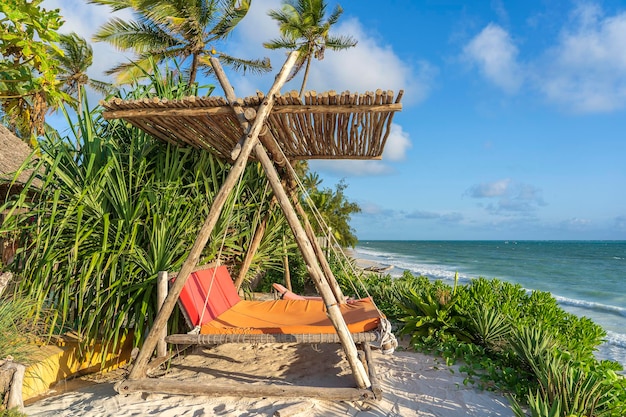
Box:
[354,240,626,369]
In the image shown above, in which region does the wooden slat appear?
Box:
[165,332,377,345]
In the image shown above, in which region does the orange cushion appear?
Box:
[200,298,381,335]
[175,266,241,326]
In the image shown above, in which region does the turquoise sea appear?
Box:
[354,240,626,369]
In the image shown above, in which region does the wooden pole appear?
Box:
[125,51,299,381]
[156,271,168,358]
[234,206,271,290]
[5,362,25,411]
[210,58,370,389]
[253,142,371,389]
[362,342,382,400]
[283,234,292,291]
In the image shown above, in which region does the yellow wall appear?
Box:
[22,335,133,400]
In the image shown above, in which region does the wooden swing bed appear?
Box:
[102,52,403,402]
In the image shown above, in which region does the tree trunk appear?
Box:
[299,56,313,98]
[188,53,199,87]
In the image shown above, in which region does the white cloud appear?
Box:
[560,217,593,230]
[382,124,411,162]
[538,4,626,112]
[463,23,523,93]
[230,3,434,105]
[305,18,435,104]
[467,178,511,198]
[466,179,545,215]
[310,159,390,176]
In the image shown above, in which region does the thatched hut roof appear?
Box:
[0,125,35,198]
[102,89,403,163]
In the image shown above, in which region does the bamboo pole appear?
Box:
[210,58,370,389]
[156,271,168,358]
[103,102,402,120]
[283,234,292,291]
[234,203,273,290]
[125,51,299,381]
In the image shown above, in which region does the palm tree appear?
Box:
[56,33,112,112]
[264,0,357,97]
[89,0,271,86]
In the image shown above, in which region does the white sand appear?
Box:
[25,343,515,417]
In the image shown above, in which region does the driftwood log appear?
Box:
[0,272,12,298]
[0,359,25,411]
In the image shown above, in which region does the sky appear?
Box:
[41,0,626,241]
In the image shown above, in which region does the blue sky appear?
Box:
[42,0,626,240]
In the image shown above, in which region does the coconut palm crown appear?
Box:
[55,32,113,108]
[89,0,271,86]
[264,0,357,96]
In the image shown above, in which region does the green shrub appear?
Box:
[390,271,625,416]
[0,408,28,417]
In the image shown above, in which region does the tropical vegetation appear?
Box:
[265,0,357,96]
[90,0,271,85]
[0,0,71,145]
[0,295,44,365]
[55,32,112,110]
[6,3,623,417]
[352,270,626,417]
[1,65,294,359]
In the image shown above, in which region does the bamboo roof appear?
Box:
[102,89,402,162]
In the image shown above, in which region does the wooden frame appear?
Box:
[105,51,401,401]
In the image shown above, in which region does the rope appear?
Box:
[375,318,398,355]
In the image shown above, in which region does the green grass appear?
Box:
[0,296,43,364]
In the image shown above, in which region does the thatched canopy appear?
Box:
[0,125,34,198]
[102,89,402,163]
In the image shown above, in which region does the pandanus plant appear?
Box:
[0,66,289,364]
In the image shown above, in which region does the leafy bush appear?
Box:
[397,280,471,345]
[384,271,626,417]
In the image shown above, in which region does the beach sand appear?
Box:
[24,342,515,417]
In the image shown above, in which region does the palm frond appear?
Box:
[208,52,272,75]
[263,37,298,51]
[210,0,251,38]
[87,0,142,12]
[93,18,177,53]
[324,35,357,51]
